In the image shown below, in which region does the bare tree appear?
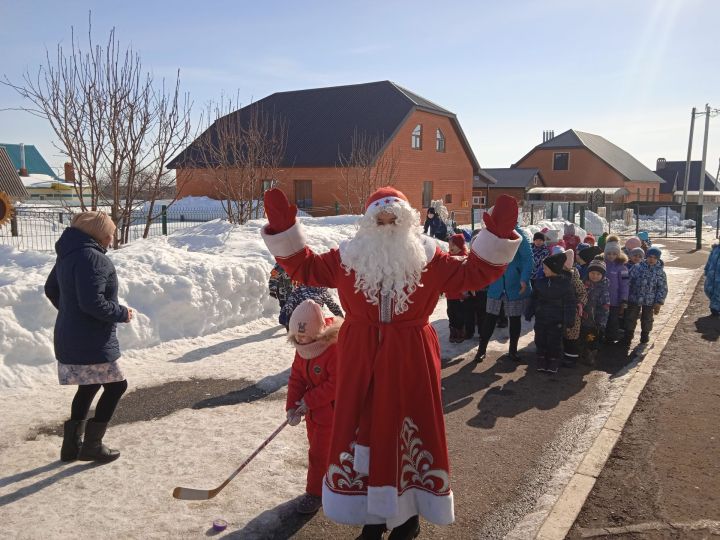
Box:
[337,128,400,213]
[2,16,193,245]
[179,96,287,224]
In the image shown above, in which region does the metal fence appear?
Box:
[0,205,228,252]
[522,200,720,240]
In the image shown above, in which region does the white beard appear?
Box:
[340,203,429,315]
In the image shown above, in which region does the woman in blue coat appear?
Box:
[45,211,133,463]
[705,241,720,316]
[474,225,534,362]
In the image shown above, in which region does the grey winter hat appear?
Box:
[588,258,607,276]
[629,247,645,258]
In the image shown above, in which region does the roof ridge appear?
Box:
[268,80,391,98]
[388,82,454,115]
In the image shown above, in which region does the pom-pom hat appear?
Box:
[365,187,411,216]
[588,258,607,276]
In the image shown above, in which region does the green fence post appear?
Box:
[161,205,168,236]
[550,202,555,221]
[635,204,640,235]
[696,205,703,250]
[665,207,669,237]
[716,206,720,239]
[579,206,585,230]
[471,207,475,231]
[335,201,340,215]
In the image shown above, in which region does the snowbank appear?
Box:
[0,215,362,389]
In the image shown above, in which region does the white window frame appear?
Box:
[472,195,486,206]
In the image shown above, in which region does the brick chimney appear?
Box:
[18,143,28,176]
[656,157,666,171]
[542,130,555,143]
[64,162,76,182]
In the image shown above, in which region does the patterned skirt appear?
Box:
[485,295,525,317]
[57,360,125,386]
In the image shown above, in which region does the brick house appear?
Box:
[513,129,663,203]
[473,167,545,207]
[168,81,491,218]
[654,158,720,202]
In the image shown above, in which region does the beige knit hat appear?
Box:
[288,299,326,340]
[71,211,116,244]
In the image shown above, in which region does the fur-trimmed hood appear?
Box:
[288,317,343,359]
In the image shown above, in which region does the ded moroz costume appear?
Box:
[261,187,520,533]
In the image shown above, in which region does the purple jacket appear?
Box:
[606,259,629,306]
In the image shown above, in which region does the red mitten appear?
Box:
[264,189,297,234]
[483,195,519,239]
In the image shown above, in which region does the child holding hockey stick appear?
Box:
[285,299,343,514]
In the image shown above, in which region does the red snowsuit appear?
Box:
[287,324,338,497]
[264,223,519,528]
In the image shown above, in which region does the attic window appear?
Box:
[553,152,569,171]
[412,124,422,150]
[436,129,445,152]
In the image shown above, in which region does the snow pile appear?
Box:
[575,210,607,236]
[0,215,362,388]
[523,220,587,244]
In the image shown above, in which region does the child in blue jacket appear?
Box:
[622,247,668,346]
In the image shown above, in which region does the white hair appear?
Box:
[341,202,427,315]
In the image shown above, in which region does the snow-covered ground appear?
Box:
[0,213,703,538]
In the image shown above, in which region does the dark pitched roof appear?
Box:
[0,147,29,200]
[0,143,56,177]
[523,129,663,184]
[481,167,542,189]
[168,81,480,172]
[654,160,719,193]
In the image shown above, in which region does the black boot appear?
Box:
[356,523,387,540]
[388,515,420,539]
[60,419,86,462]
[78,420,120,463]
[474,342,487,363]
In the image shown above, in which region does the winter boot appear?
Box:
[456,328,466,343]
[507,339,521,362]
[296,493,322,514]
[640,332,650,344]
[546,357,560,374]
[536,354,549,372]
[60,419,86,462]
[356,524,387,540]
[474,342,487,363]
[388,515,420,539]
[78,420,120,463]
[711,309,720,317]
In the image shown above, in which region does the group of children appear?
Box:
[446,226,669,373]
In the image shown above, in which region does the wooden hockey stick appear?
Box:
[173,419,290,500]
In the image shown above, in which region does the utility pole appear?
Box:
[698,103,711,204]
[680,107,696,218]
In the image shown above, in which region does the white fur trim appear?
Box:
[260,222,306,258]
[322,483,454,528]
[470,228,521,266]
[354,444,370,475]
[338,233,438,264]
[419,234,439,263]
[365,196,411,217]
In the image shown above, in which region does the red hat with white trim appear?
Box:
[365,186,411,215]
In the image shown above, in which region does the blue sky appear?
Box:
[1,0,719,177]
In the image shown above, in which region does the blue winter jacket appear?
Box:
[627,260,668,306]
[704,243,720,310]
[488,227,534,301]
[44,227,128,365]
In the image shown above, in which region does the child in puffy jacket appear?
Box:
[580,258,610,365]
[705,241,720,317]
[268,263,294,310]
[531,232,550,278]
[602,235,629,343]
[563,223,582,253]
[285,300,342,515]
[626,247,645,271]
[446,234,476,342]
[529,251,577,374]
[623,247,668,346]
